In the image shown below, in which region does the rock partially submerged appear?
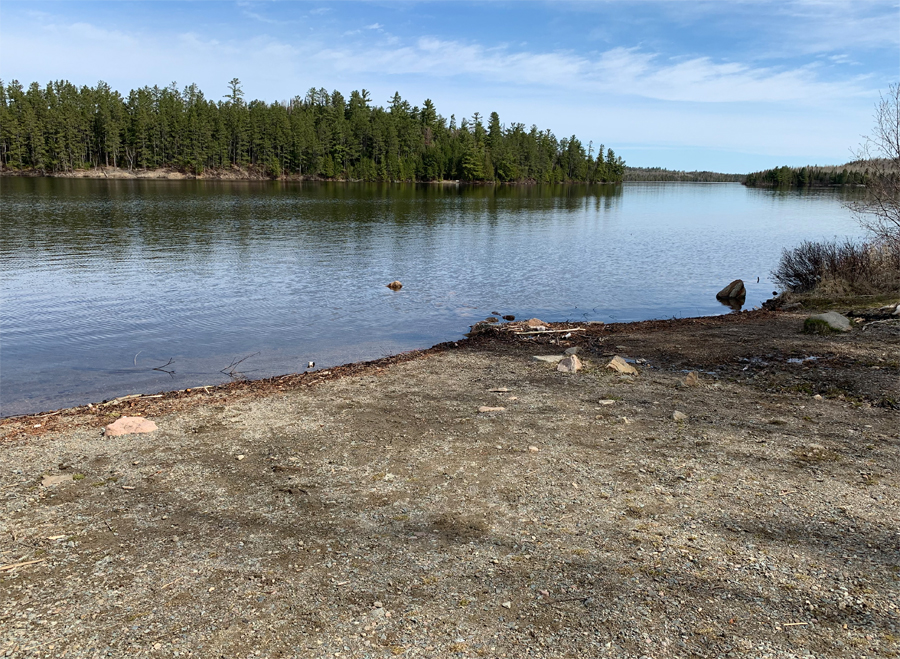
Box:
[716,279,746,300]
[386,280,403,290]
[105,416,158,437]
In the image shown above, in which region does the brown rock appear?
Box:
[386,281,403,290]
[606,356,638,375]
[41,474,73,487]
[557,354,582,373]
[672,410,688,422]
[478,406,506,413]
[682,371,700,387]
[716,279,746,299]
[104,416,158,437]
[526,318,547,328]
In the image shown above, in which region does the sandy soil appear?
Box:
[1,310,898,658]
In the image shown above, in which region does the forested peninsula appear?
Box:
[743,163,869,188]
[0,79,625,183]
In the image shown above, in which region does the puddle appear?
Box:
[787,356,819,364]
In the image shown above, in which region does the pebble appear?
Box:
[673,411,688,422]
[237,455,246,461]
[501,601,512,609]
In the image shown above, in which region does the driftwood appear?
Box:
[512,327,586,336]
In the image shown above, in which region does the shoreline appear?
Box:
[0,167,621,185]
[2,305,896,434]
[1,310,774,429]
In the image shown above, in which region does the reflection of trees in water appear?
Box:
[1,179,625,258]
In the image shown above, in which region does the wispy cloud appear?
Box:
[314,37,870,105]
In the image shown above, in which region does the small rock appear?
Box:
[41,474,72,487]
[606,355,638,375]
[682,371,700,387]
[373,601,383,608]
[813,394,823,401]
[386,280,403,290]
[501,601,512,609]
[526,318,547,328]
[716,279,746,300]
[478,406,506,413]
[532,355,565,363]
[598,399,616,405]
[528,446,540,453]
[502,315,515,321]
[564,346,582,355]
[104,416,158,437]
[489,387,509,392]
[805,311,851,332]
[672,410,688,422]
[485,316,499,323]
[557,354,582,373]
[237,454,246,461]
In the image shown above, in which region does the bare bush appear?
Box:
[773,239,900,295]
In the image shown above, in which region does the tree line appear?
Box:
[0,79,625,183]
[624,167,745,182]
[744,164,868,188]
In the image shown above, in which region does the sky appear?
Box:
[0,1,897,172]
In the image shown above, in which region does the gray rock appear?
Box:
[557,355,582,373]
[716,279,746,299]
[806,311,851,332]
[532,355,565,363]
[672,411,688,422]
[564,346,582,355]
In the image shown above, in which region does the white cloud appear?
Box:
[311,37,870,105]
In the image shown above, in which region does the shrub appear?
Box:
[773,239,900,295]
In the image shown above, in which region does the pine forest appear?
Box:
[0,79,625,183]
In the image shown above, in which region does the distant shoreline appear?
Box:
[0,167,624,185]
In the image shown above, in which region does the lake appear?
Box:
[1,178,863,416]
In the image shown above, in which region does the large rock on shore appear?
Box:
[716,279,746,300]
[805,311,852,333]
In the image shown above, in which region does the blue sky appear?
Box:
[1,1,897,172]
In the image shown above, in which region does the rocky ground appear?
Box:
[1,310,898,659]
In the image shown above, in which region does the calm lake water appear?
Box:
[1,178,863,416]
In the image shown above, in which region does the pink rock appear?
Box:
[105,416,158,437]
